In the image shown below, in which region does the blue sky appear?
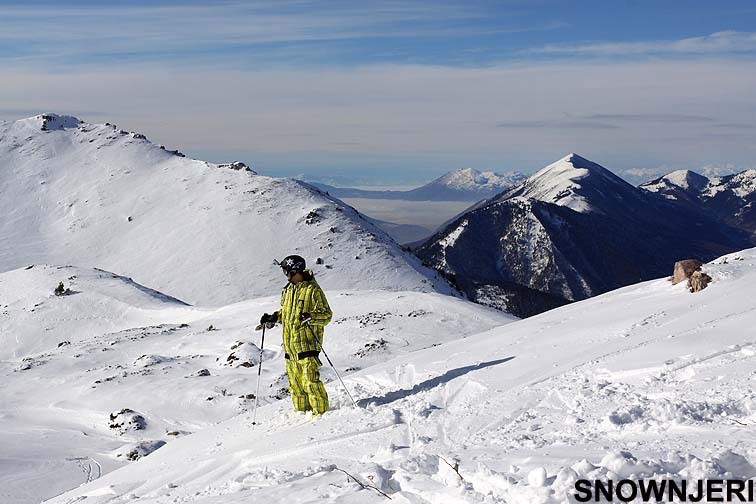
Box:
[1,0,755,184]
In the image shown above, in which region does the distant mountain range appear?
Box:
[415,154,753,317]
[640,169,756,242]
[308,167,527,202]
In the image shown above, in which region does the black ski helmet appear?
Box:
[278,255,306,275]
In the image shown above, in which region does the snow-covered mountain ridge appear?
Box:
[0,114,452,305]
[641,168,756,241]
[43,248,756,504]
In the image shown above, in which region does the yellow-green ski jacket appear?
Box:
[273,270,332,357]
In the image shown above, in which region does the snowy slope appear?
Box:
[0,264,511,504]
[0,114,452,305]
[311,168,526,202]
[45,249,756,504]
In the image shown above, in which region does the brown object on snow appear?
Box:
[688,270,712,293]
[672,259,703,285]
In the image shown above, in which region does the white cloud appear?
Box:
[526,31,756,57]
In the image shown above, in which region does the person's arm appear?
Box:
[305,285,332,326]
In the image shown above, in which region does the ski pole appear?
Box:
[320,344,358,408]
[251,324,266,426]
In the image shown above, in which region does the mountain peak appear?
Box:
[553,152,610,172]
[661,169,709,191]
[559,152,589,165]
[502,153,633,213]
[640,169,710,196]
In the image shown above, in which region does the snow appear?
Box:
[500,153,623,213]
[435,168,525,193]
[438,219,467,250]
[664,169,698,190]
[644,167,756,201]
[0,264,511,504]
[0,114,452,306]
[641,170,693,193]
[705,169,756,199]
[436,220,468,270]
[26,247,756,504]
[640,170,711,197]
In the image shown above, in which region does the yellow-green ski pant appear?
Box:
[285,355,329,415]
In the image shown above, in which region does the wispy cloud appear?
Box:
[712,122,755,129]
[526,31,756,57]
[582,113,715,123]
[496,119,619,130]
[0,1,561,66]
[494,113,721,131]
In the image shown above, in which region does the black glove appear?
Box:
[260,313,276,325]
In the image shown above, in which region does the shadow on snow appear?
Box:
[357,356,515,408]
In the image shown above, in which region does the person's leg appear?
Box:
[299,356,329,416]
[285,358,311,412]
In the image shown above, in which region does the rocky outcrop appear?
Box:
[219,161,256,173]
[219,341,261,368]
[109,408,147,435]
[688,270,712,292]
[672,259,703,285]
[670,259,712,292]
[114,440,167,461]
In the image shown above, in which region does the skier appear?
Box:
[260,255,332,418]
